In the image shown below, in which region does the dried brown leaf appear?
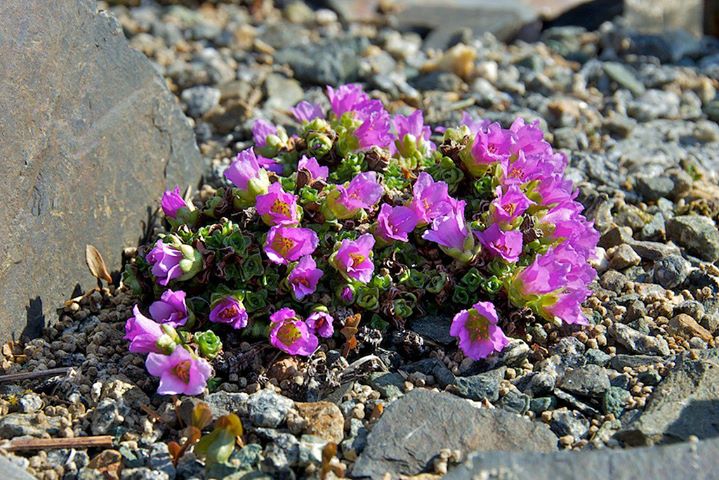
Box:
[85,245,113,284]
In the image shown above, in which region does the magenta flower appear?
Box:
[161,186,188,219]
[145,347,212,396]
[298,155,329,181]
[252,119,277,148]
[326,171,384,219]
[224,148,270,205]
[340,285,355,304]
[307,311,334,338]
[491,185,533,225]
[292,101,324,123]
[255,182,300,226]
[353,99,394,149]
[535,174,576,207]
[422,201,476,263]
[287,256,324,300]
[209,296,248,329]
[476,224,523,263]
[539,201,599,260]
[146,240,184,286]
[508,244,596,325]
[409,172,454,225]
[269,308,319,356]
[149,289,189,328]
[331,234,375,283]
[391,110,434,156]
[264,226,319,265]
[509,118,551,158]
[125,306,164,354]
[466,122,512,176]
[450,301,509,360]
[461,111,490,136]
[375,204,418,243]
[327,84,369,117]
[257,155,283,175]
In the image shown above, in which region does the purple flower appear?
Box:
[298,155,328,182]
[255,182,300,226]
[409,172,454,225]
[331,234,375,283]
[375,204,418,243]
[461,111,490,136]
[422,201,476,263]
[391,110,434,156]
[539,201,599,260]
[161,186,188,219]
[476,224,523,263]
[535,174,576,207]
[257,155,283,175]
[264,226,319,265]
[340,285,355,304]
[149,289,189,328]
[509,118,551,158]
[124,306,164,354]
[209,296,248,329]
[491,185,533,225]
[502,151,556,186]
[287,256,324,300]
[145,347,212,396]
[466,122,512,176]
[292,101,325,123]
[353,99,394,149]
[307,311,334,338]
[224,148,270,205]
[146,240,184,286]
[508,244,596,325]
[252,119,277,148]
[450,301,509,360]
[327,84,369,117]
[269,308,319,356]
[326,172,384,219]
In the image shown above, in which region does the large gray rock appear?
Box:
[351,389,557,478]
[617,353,719,446]
[446,437,719,480]
[0,0,202,339]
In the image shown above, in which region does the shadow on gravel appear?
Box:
[22,297,45,340]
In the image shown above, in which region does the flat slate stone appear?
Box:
[351,389,557,478]
[0,0,202,340]
[445,437,719,480]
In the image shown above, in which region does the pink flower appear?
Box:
[491,185,533,225]
[331,234,375,283]
[292,101,324,123]
[375,204,418,243]
[509,118,551,158]
[476,224,523,263]
[327,84,369,117]
[264,226,319,265]
[149,289,189,328]
[209,296,248,329]
[422,201,476,263]
[145,347,212,396]
[161,186,188,219]
[287,256,324,300]
[539,201,599,260]
[252,119,277,148]
[340,285,355,304]
[461,111,490,136]
[326,172,384,219]
[255,182,300,226]
[124,306,164,354]
[354,100,394,149]
[391,110,434,156]
[257,155,284,175]
[450,301,509,360]
[409,172,454,225]
[146,240,184,286]
[224,148,270,205]
[466,122,511,175]
[306,311,334,338]
[269,308,319,356]
[298,155,329,181]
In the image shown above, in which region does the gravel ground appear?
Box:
[3,1,719,479]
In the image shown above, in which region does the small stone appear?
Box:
[609,244,642,270]
[522,371,556,397]
[402,358,456,387]
[602,386,631,417]
[550,408,590,439]
[409,316,454,346]
[630,240,681,261]
[453,367,505,402]
[635,176,675,202]
[654,254,690,289]
[297,435,327,466]
[529,396,557,414]
[557,364,610,398]
[180,86,220,118]
[204,391,250,418]
[367,372,404,400]
[668,314,713,343]
[264,73,304,111]
[666,216,719,262]
[148,443,175,480]
[610,323,671,356]
[586,348,612,367]
[603,62,645,96]
[91,398,123,435]
[247,389,294,428]
[295,401,345,444]
[341,418,369,461]
[18,393,43,414]
[497,389,530,415]
[599,270,629,293]
[121,468,169,480]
